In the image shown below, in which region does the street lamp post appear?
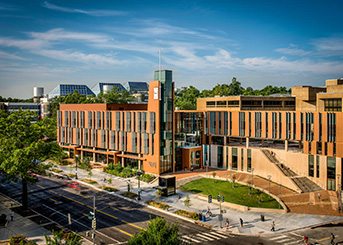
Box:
[75,154,79,179]
[137,170,143,201]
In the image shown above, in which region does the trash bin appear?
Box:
[260,215,265,222]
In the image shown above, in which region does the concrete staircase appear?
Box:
[261,149,322,193]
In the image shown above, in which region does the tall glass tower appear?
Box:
[154,70,174,173]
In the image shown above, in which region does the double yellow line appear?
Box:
[37,184,143,237]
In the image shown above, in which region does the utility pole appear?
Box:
[91,195,96,245]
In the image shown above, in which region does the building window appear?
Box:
[239,112,245,137]
[232,148,238,170]
[327,156,336,190]
[308,154,314,177]
[247,149,252,172]
[324,99,342,112]
[316,156,320,178]
[210,112,216,135]
[241,148,244,171]
[327,113,336,142]
[255,112,262,138]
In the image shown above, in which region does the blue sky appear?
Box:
[0,0,342,98]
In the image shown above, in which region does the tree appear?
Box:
[0,111,57,209]
[97,87,133,104]
[9,234,37,245]
[45,229,83,245]
[175,86,200,110]
[128,217,181,245]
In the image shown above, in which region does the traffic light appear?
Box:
[208,195,212,203]
[217,195,220,202]
[92,218,97,229]
[222,196,224,202]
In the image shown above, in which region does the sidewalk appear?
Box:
[53,163,343,237]
[0,194,49,244]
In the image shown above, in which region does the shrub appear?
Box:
[174,209,199,220]
[146,200,170,210]
[81,178,97,185]
[122,191,138,199]
[102,186,118,192]
[140,173,155,183]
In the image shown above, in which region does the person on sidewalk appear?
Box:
[239,218,243,227]
[330,233,335,245]
[271,221,275,232]
[225,218,230,231]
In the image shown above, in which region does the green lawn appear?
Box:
[180,178,282,209]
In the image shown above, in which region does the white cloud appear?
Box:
[28,28,110,43]
[36,49,122,65]
[42,1,127,17]
[312,37,343,52]
[275,46,310,56]
[0,51,26,61]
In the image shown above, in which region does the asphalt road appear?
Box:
[0,175,273,244]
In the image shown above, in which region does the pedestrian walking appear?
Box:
[303,235,309,245]
[239,218,243,227]
[225,218,230,230]
[330,233,335,245]
[271,221,275,232]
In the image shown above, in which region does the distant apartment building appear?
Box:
[57,70,174,175]
[4,102,40,115]
[176,78,343,192]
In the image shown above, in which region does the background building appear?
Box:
[91,82,126,96]
[48,84,95,99]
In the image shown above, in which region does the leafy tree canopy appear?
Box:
[45,229,83,245]
[176,77,291,110]
[128,217,181,245]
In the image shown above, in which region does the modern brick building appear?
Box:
[57,70,174,175]
[57,72,343,192]
[176,78,343,192]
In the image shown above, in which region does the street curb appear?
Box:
[69,178,204,227]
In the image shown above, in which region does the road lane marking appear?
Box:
[270,235,287,240]
[36,184,139,236]
[182,235,201,243]
[210,231,228,239]
[196,233,214,241]
[42,204,120,244]
[276,238,293,243]
[285,241,302,245]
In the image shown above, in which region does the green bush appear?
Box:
[174,209,199,220]
[140,174,155,183]
[146,200,170,210]
[102,186,118,192]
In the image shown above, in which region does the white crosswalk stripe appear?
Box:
[269,235,288,241]
[269,234,303,245]
[181,231,230,244]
